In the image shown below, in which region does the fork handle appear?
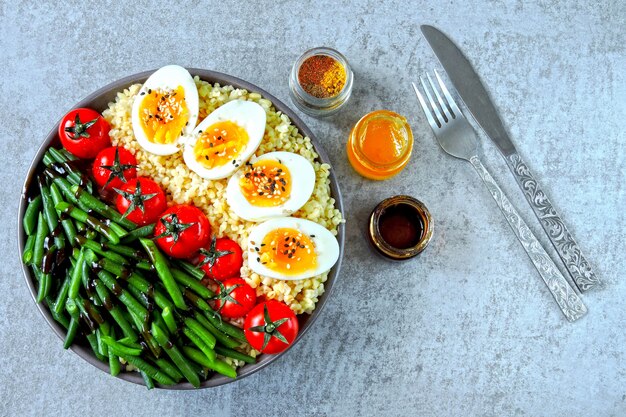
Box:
[469,155,587,322]
[505,152,601,292]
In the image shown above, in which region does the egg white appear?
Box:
[226,151,315,222]
[183,100,266,180]
[131,65,199,156]
[247,217,339,280]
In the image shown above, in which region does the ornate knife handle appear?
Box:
[469,156,587,322]
[506,153,601,292]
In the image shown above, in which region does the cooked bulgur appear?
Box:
[102,77,343,321]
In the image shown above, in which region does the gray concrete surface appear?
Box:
[1,1,624,416]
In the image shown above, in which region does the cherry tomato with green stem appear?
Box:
[59,108,111,159]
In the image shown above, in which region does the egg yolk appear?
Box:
[139,86,188,144]
[193,121,249,168]
[255,228,317,276]
[239,159,292,207]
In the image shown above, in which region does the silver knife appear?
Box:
[421,25,601,292]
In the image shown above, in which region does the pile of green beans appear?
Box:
[22,147,254,389]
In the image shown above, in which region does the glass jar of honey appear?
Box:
[346,110,413,180]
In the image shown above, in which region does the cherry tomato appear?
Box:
[244,300,298,354]
[197,237,243,280]
[115,177,167,226]
[92,146,137,190]
[154,205,211,259]
[212,278,257,319]
[59,108,111,159]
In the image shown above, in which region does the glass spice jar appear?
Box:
[368,195,434,261]
[289,47,353,117]
[347,110,414,180]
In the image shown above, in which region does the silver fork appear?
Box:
[412,71,587,322]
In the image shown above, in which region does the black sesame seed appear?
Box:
[256,257,260,262]
[148,89,152,94]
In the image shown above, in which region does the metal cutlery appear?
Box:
[412,71,587,322]
[420,25,600,292]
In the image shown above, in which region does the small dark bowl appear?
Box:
[17,69,345,389]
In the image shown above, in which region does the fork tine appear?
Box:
[419,76,446,125]
[426,73,453,121]
[412,82,440,129]
[434,70,461,117]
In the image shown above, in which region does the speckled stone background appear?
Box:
[1,0,624,416]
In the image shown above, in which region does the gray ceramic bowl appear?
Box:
[17,69,345,389]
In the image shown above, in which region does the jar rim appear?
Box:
[368,195,433,260]
[349,110,414,171]
[289,47,353,108]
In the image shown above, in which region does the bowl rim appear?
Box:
[17,68,345,390]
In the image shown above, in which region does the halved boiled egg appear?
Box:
[226,151,315,222]
[247,217,339,280]
[132,65,199,155]
[183,100,266,180]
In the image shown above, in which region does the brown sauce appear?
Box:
[378,204,423,249]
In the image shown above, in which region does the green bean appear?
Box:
[22,234,35,264]
[53,274,71,315]
[195,312,240,349]
[76,296,105,331]
[154,358,183,382]
[135,261,154,271]
[139,238,186,310]
[39,180,64,249]
[183,346,237,379]
[102,335,143,356]
[70,185,136,230]
[34,266,51,303]
[98,259,175,311]
[23,195,42,235]
[108,222,128,240]
[184,317,216,349]
[96,270,148,321]
[75,220,86,233]
[55,202,119,244]
[59,148,78,161]
[140,327,163,359]
[172,259,205,280]
[162,307,177,334]
[86,333,106,361]
[151,323,200,388]
[74,236,128,265]
[48,147,93,193]
[141,371,155,389]
[183,326,216,362]
[93,278,137,341]
[64,299,80,348]
[106,242,143,259]
[32,212,49,268]
[96,328,108,357]
[214,346,256,364]
[184,290,245,343]
[109,349,121,377]
[171,268,213,299]
[49,182,78,243]
[121,355,175,386]
[49,306,70,329]
[43,172,84,208]
[117,338,142,349]
[43,152,54,166]
[68,249,85,300]
[120,223,155,244]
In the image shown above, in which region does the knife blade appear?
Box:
[420,24,601,292]
[420,25,515,156]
